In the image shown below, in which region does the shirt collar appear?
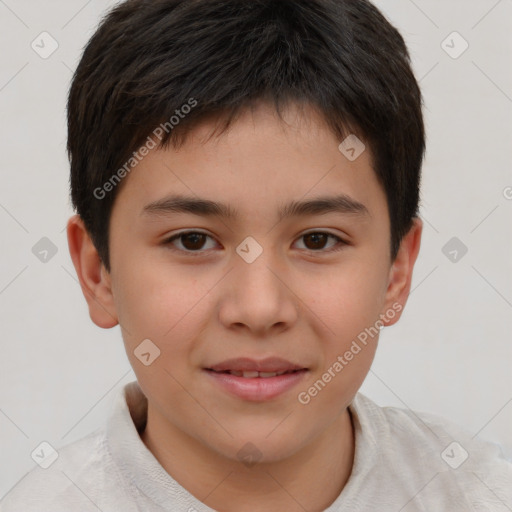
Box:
[107,381,378,510]
[106,381,216,511]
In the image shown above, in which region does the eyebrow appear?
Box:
[142,193,369,222]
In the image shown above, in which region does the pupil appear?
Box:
[305,233,327,250]
[183,233,205,250]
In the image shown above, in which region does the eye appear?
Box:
[163,230,347,256]
[163,231,218,254]
[294,231,347,253]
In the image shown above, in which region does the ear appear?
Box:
[380,217,423,327]
[66,215,119,329]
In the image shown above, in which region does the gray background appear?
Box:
[1,0,511,499]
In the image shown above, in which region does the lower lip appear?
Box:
[204,369,308,401]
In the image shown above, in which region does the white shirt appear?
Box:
[2,381,511,511]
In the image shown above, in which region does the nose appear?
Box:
[217,249,299,337]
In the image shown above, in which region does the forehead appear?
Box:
[111,102,387,225]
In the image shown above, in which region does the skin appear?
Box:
[68,101,422,512]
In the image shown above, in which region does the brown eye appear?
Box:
[303,233,329,250]
[164,231,217,254]
[179,233,207,250]
[295,232,346,253]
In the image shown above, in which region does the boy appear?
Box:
[2,0,511,510]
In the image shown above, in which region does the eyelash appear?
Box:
[162,230,348,256]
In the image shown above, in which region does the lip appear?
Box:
[207,357,306,373]
[204,369,308,401]
[204,357,309,402]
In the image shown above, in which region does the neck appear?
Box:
[141,406,355,512]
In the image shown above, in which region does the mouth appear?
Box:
[203,357,309,401]
[206,368,304,378]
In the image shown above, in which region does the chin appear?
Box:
[202,427,310,466]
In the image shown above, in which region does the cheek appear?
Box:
[300,258,388,391]
[112,256,215,354]
[303,262,388,335]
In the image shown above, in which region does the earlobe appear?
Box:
[66,215,119,329]
[381,218,423,327]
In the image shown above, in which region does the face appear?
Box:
[72,102,420,463]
